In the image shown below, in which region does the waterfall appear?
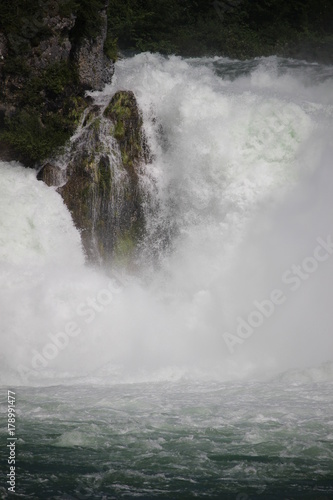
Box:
[1,54,333,386]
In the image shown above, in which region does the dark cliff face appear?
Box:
[73,4,112,91]
[0,0,113,166]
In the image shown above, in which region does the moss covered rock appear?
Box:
[51,91,151,265]
[104,90,150,179]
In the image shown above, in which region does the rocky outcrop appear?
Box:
[45,91,151,264]
[0,0,113,165]
[37,163,66,187]
[0,5,74,112]
[74,3,113,90]
[29,13,75,72]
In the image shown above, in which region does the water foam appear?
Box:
[1,55,333,385]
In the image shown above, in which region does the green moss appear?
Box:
[114,121,125,139]
[91,118,101,132]
[67,96,87,125]
[121,151,131,167]
[104,94,132,121]
[83,109,100,127]
[104,91,144,176]
[97,156,111,195]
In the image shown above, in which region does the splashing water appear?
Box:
[1,54,333,500]
[1,54,333,386]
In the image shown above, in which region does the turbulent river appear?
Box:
[0,54,333,498]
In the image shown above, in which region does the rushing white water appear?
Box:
[1,54,333,386]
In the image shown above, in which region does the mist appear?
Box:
[1,54,332,386]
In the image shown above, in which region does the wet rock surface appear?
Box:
[54,91,151,264]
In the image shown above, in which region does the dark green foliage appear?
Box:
[1,111,71,163]
[0,61,86,165]
[107,0,194,54]
[70,0,107,41]
[104,34,119,61]
[0,0,42,34]
[107,0,333,59]
[0,99,85,165]
[0,0,106,55]
[243,0,333,34]
[22,62,77,106]
[3,57,31,76]
[0,0,76,55]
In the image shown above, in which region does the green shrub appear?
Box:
[1,111,71,164]
[107,0,333,58]
[70,0,107,41]
[104,34,119,61]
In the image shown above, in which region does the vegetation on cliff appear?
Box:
[108,0,333,61]
[0,61,86,164]
[0,0,111,166]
